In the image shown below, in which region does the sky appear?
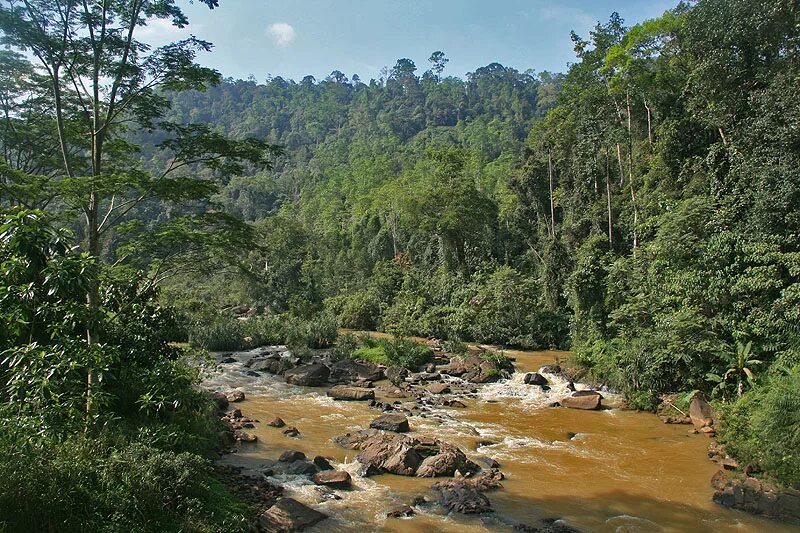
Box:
[147,0,678,82]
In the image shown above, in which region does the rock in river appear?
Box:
[370,413,410,433]
[257,497,327,531]
[327,385,375,401]
[279,450,306,463]
[386,505,415,518]
[312,470,352,489]
[560,391,602,410]
[427,383,451,395]
[524,372,549,386]
[334,429,479,478]
[432,480,492,514]
[227,389,246,403]
[267,417,286,428]
[284,363,330,387]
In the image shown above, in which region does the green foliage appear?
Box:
[0,208,246,529]
[351,347,389,365]
[188,312,337,352]
[0,425,247,533]
[346,335,432,370]
[718,368,800,489]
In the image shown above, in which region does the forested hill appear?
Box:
[151,60,560,219]
[163,2,798,423]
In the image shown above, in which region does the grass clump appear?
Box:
[344,335,432,370]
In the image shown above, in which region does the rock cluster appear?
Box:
[711,470,800,523]
[334,429,480,478]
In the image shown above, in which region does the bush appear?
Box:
[327,290,381,330]
[717,367,800,489]
[188,313,337,352]
[0,209,247,531]
[0,424,247,533]
[344,335,432,370]
[351,346,389,365]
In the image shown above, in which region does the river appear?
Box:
[204,345,797,532]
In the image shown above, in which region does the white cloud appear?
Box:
[538,5,596,33]
[266,22,296,47]
[138,18,204,44]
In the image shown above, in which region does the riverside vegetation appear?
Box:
[0,0,799,530]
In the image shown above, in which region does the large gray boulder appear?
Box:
[432,481,492,514]
[329,360,384,382]
[257,497,327,531]
[284,364,330,387]
[370,413,410,433]
[333,429,478,478]
[560,391,602,410]
[690,395,714,430]
[326,385,375,401]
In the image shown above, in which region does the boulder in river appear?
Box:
[560,391,602,410]
[279,450,307,462]
[227,389,246,403]
[313,456,333,471]
[327,385,375,401]
[268,417,286,428]
[427,383,451,395]
[283,427,301,438]
[257,497,327,531]
[248,357,295,375]
[387,505,415,518]
[334,429,479,478]
[385,365,409,384]
[312,470,352,489]
[235,430,257,442]
[432,480,492,514]
[524,373,549,386]
[329,360,384,382]
[690,395,714,430]
[284,363,330,387]
[370,413,410,433]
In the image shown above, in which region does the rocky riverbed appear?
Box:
[203,342,799,532]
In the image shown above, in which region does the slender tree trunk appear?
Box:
[548,150,555,237]
[626,92,638,250]
[616,143,625,187]
[644,100,653,146]
[630,171,639,251]
[606,148,613,245]
[718,126,728,146]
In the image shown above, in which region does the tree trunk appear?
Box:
[606,148,613,245]
[644,100,653,146]
[616,143,625,187]
[548,150,555,236]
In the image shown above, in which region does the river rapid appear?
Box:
[204,345,796,532]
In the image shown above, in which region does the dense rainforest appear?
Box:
[1,0,799,530]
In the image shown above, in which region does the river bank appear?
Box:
[204,343,798,532]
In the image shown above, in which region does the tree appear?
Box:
[0,0,278,413]
[0,0,278,274]
[428,50,449,81]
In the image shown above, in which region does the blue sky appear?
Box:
[150,0,678,82]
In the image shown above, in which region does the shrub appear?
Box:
[0,425,247,533]
[189,313,337,352]
[717,367,800,489]
[328,290,381,330]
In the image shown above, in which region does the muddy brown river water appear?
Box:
[205,346,798,532]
